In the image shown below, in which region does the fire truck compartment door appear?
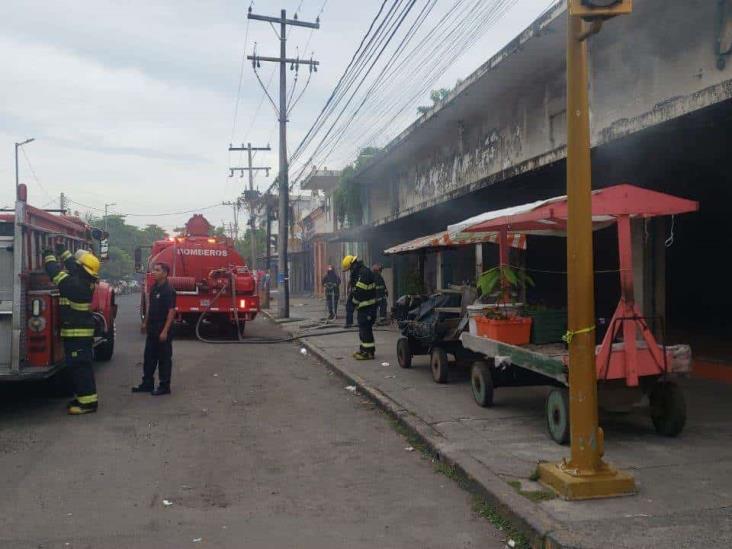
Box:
[0,235,14,369]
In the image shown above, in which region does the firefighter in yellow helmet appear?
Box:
[44,243,101,415]
[342,255,377,360]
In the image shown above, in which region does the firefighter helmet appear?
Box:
[74,248,89,261]
[78,252,101,278]
[341,255,357,272]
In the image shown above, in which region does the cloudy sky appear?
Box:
[1,0,554,233]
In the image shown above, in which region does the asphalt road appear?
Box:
[0,295,505,549]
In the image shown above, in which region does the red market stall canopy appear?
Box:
[383,229,526,255]
[449,184,699,236]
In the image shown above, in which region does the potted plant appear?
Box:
[474,265,534,345]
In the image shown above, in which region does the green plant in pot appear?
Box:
[477,265,534,311]
[475,265,534,345]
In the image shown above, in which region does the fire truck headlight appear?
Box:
[239,299,246,308]
[31,298,42,317]
[28,316,46,332]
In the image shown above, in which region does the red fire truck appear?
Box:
[0,184,117,381]
[135,214,259,337]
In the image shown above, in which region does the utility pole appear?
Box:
[14,138,35,192]
[104,202,116,232]
[247,7,320,319]
[538,0,635,500]
[222,200,241,242]
[229,142,271,268]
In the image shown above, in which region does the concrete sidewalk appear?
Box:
[264,295,732,548]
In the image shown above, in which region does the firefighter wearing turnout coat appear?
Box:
[342,255,377,360]
[43,245,101,415]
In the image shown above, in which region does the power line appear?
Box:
[292,0,521,180]
[289,0,420,185]
[20,147,53,202]
[65,198,226,217]
[229,12,253,144]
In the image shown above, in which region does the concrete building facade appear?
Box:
[344,0,732,364]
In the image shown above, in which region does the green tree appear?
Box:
[417,88,451,115]
[332,147,381,228]
[85,215,168,281]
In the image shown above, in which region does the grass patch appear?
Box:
[434,461,460,481]
[508,479,556,503]
[386,414,535,547]
[472,496,531,549]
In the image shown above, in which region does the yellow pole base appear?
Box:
[538,460,636,501]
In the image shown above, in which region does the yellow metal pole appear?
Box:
[538,10,636,500]
[566,9,600,474]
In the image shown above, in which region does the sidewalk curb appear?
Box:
[262,309,572,548]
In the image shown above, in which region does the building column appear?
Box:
[475,244,484,282]
[436,250,444,290]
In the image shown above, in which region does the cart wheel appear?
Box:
[546,388,570,445]
[471,361,494,407]
[430,347,449,384]
[650,381,686,437]
[397,338,412,369]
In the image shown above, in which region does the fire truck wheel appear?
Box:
[650,381,686,437]
[94,319,115,362]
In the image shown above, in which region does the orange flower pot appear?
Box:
[475,316,532,345]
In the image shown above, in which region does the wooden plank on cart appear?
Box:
[460,332,568,385]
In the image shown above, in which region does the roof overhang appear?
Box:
[451,184,699,235]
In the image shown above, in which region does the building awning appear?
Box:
[450,184,699,235]
[384,229,526,255]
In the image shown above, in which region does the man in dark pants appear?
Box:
[372,263,388,324]
[342,255,376,360]
[132,263,177,395]
[344,283,355,328]
[322,265,341,320]
[44,245,101,415]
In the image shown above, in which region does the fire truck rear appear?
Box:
[0,184,117,381]
[135,214,259,337]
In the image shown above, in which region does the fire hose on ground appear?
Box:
[194,272,391,345]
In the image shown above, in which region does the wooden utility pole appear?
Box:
[221,200,241,242]
[538,0,635,500]
[246,7,320,319]
[229,142,271,268]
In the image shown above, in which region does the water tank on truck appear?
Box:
[135,214,259,338]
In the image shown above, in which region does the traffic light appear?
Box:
[569,0,632,19]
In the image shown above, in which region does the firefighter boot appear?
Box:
[152,386,171,396]
[352,351,375,361]
[68,402,98,415]
[131,383,154,393]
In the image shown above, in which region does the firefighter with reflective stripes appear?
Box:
[44,245,101,415]
[342,255,377,360]
[372,263,388,324]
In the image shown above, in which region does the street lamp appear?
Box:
[15,138,35,191]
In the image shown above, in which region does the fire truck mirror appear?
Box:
[99,239,109,261]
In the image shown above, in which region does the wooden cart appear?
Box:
[448,184,699,443]
[460,331,691,443]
